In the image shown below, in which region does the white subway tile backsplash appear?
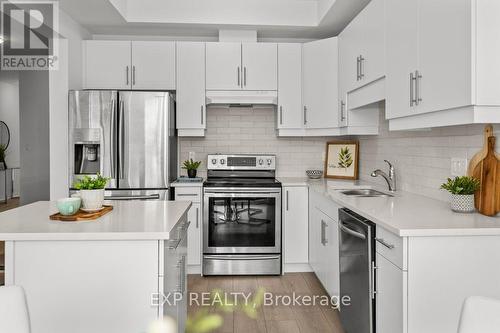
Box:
[179,106,500,202]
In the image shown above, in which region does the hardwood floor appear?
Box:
[188,273,345,333]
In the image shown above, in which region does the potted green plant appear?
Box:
[440,176,480,213]
[73,174,110,211]
[182,159,202,178]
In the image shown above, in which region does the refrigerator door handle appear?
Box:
[118,99,125,180]
[109,98,116,179]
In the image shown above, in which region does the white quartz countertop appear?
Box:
[278,177,500,237]
[171,179,204,187]
[0,200,191,241]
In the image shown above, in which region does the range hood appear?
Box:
[206,90,278,106]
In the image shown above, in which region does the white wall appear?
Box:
[0,71,20,168]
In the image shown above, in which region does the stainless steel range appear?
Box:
[203,154,282,276]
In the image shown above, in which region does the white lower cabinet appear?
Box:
[174,185,202,270]
[376,252,405,333]
[283,186,309,266]
[308,189,340,297]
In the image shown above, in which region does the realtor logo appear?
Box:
[1,0,59,70]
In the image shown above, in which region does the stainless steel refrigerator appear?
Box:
[68,90,177,200]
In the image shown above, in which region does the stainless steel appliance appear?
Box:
[203,154,281,276]
[69,90,177,200]
[339,208,376,333]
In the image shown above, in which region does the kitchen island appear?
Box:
[0,200,191,333]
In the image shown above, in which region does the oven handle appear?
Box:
[204,190,281,195]
[204,255,281,260]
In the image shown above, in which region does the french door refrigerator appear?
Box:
[69,90,177,200]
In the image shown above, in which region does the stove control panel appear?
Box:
[207,154,276,170]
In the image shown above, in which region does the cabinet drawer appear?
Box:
[174,187,201,202]
[376,227,407,270]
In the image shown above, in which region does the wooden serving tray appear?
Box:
[50,205,113,222]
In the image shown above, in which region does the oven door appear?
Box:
[203,188,281,254]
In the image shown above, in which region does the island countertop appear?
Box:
[0,200,192,241]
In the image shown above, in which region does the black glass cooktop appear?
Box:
[203,178,282,188]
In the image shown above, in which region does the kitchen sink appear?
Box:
[338,189,394,197]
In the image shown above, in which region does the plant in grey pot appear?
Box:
[440,176,480,213]
[182,159,202,178]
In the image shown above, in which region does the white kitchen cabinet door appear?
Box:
[186,203,201,266]
[338,31,352,127]
[302,37,339,129]
[241,43,277,91]
[324,213,340,297]
[308,197,320,274]
[416,0,471,115]
[376,253,405,333]
[131,41,176,90]
[283,186,308,264]
[339,13,364,92]
[277,43,303,129]
[206,42,242,90]
[385,0,418,119]
[176,42,206,135]
[84,40,131,89]
[361,0,385,84]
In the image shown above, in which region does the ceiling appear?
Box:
[58,0,370,39]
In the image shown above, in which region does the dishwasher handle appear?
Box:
[339,222,367,240]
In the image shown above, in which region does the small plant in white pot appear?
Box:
[73,174,110,212]
[440,176,480,213]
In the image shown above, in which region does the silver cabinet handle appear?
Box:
[105,194,160,200]
[126,66,129,85]
[303,106,307,125]
[371,261,378,299]
[359,55,365,79]
[410,72,416,107]
[196,207,199,228]
[244,67,247,87]
[340,100,346,122]
[356,56,360,81]
[279,106,283,125]
[375,237,395,249]
[321,220,328,245]
[176,193,197,197]
[132,66,136,86]
[415,70,422,105]
[286,190,289,211]
[237,67,240,86]
[201,105,204,125]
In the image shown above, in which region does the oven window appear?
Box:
[208,197,276,248]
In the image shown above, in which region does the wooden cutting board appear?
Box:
[50,205,113,222]
[470,136,500,216]
[467,125,497,175]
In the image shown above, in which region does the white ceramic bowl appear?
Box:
[306,170,323,179]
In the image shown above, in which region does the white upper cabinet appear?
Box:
[131,41,176,90]
[206,42,242,90]
[385,0,418,119]
[84,41,175,90]
[386,0,500,129]
[242,43,277,90]
[206,42,277,91]
[84,41,132,89]
[302,37,339,129]
[339,0,385,93]
[277,43,303,129]
[176,42,206,136]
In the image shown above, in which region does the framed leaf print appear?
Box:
[324,141,359,180]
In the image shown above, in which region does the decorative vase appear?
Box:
[451,194,475,213]
[187,169,197,178]
[79,189,105,211]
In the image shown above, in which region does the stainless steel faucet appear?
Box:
[371,160,396,192]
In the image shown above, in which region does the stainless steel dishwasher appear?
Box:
[338,208,376,333]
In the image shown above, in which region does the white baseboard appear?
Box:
[283,263,313,273]
[187,265,201,275]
